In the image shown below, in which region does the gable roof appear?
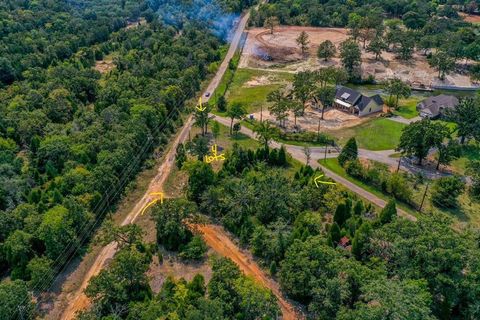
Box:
[418,95,459,117]
[356,94,384,111]
[335,86,362,105]
[335,86,384,111]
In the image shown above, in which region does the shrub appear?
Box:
[386,172,413,204]
[277,131,334,145]
[344,159,363,179]
[180,236,208,260]
[431,176,465,208]
[379,199,397,224]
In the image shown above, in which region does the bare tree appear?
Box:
[303,146,311,165]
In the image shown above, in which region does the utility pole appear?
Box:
[317,117,321,141]
[418,182,430,212]
[324,143,328,162]
[396,156,402,173]
[260,105,263,122]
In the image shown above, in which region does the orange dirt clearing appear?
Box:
[195,224,301,320]
[460,12,480,23]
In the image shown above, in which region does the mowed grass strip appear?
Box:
[328,118,406,151]
[319,158,418,216]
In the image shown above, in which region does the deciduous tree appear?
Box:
[226,102,246,135]
[317,40,336,61]
[296,31,310,56]
[340,39,361,79]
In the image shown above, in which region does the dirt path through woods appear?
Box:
[196,224,299,320]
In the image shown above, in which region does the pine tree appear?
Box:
[353,201,364,216]
[217,96,227,112]
[278,146,287,166]
[175,143,187,169]
[270,261,277,275]
[333,203,347,227]
[352,221,372,259]
[269,149,278,165]
[379,199,397,224]
[330,222,341,246]
[338,137,358,167]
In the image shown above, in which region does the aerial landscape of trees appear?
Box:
[0,0,245,316]
[179,142,480,319]
[1,0,480,319]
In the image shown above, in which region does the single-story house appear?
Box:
[333,86,384,117]
[417,94,459,119]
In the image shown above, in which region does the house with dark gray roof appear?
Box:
[333,86,384,117]
[417,95,459,119]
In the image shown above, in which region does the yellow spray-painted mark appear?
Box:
[314,174,336,188]
[204,144,226,163]
[140,192,164,216]
[196,97,207,112]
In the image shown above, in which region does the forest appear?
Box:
[0,0,253,317]
[182,146,480,320]
[1,0,480,319]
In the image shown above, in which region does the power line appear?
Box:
[11,84,198,319]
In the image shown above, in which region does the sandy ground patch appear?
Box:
[251,107,369,131]
[126,17,147,30]
[147,251,212,293]
[94,58,115,74]
[241,26,478,89]
[244,75,277,87]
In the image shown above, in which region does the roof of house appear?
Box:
[418,95,459,117]
[357,94,384,111]
[335,86,383,111]
[338,236,350,247]
[335,86,362,105]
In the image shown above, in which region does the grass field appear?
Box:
[327,118,406,150]
[212,121,260,150]
[189,121,260,150]
[320,158,480,229]
[319,158,418,216]
[216,68,293,115]
[394,97,420,119]
[450,142,480,174]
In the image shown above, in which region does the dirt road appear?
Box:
[212,114,417,222]
[60,10,252,320]
[60,116,194,319]
[196,224,299,320]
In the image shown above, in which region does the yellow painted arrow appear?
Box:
[314,174,336,188]
[140,192,164,216]
[196,97,207,112]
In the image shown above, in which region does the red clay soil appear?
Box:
[195,224,301,320]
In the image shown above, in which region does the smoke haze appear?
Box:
[151,0,239,41]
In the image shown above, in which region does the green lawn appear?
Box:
[216,68,293,115]
[327,118,406,151]
[210,121,260,150]
[319,158,418,216]
[320,158,480,229]
[393,97,420,119]
[190,121,259,151]
[450,142,480,175]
